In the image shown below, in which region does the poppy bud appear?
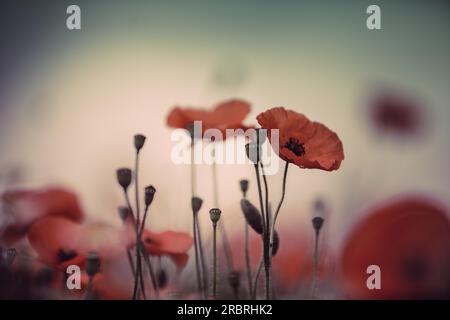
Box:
[5,248,17,267]
[272,231,280,256]
[145,185,156,207]
[116,168,132,190]
[228,271,241,291]
[240,199,263,234]
[86,251,100,277]
[134,134,146,152]
[191,196,203,214]
[245,142,261,164]
[239,179,249,196]
[157,269,168,289]
[209,208,222,225]
[118,206,131,223]
[312,217,324,232]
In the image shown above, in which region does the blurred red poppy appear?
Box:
[27,216,128,270]
[257,107,344,171]
[0,187,84,244]
[167,99,252,139]
[341,197,450,299]
[368,90,425,136]
[141,229,193,270]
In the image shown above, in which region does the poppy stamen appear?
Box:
[284,138,305,156]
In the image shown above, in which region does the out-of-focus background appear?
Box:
[0,0,449,250]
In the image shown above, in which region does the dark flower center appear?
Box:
[57,249,77,262]
[284,138,305,156]
[402,255,428,283]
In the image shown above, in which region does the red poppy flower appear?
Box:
[27,216,128,270]
[167,99,252,139]
[257,107,344,171]
[341,197,450,299]
[368,90,425,137]
[1,187,84,244]
[141,229,193,270]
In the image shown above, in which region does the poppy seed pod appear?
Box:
[312,216,324,232]
[118,206,131,223]
[116,168,132,190]
[134,134,146,152]
[245,142,261,164]
[191,196,203,214]
[209,208,222,225]
[239,179,249,196]
[86,251,100,277]
[145,185,156,207]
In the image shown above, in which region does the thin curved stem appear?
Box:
[268,161,289,299]
[252,257,264,300]
[141,244,160,299]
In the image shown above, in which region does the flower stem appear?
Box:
[244,222,253,299]
[252,257,264,299]
[193,212,203,296]
[260,162,271,300]
[212,223,218,299]
[196,214,209,298]
[268,161,289,299]
[190,142,205,298]
[140,244,160,299]
[212,146,233,272]
[312,229,320,299]
[134,150,146,300]
[84,276,93,300]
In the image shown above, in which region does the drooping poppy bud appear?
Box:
[144,185,156,207]
[157,269,168,289]
[240,199,263,234]
[272,231,280,256]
